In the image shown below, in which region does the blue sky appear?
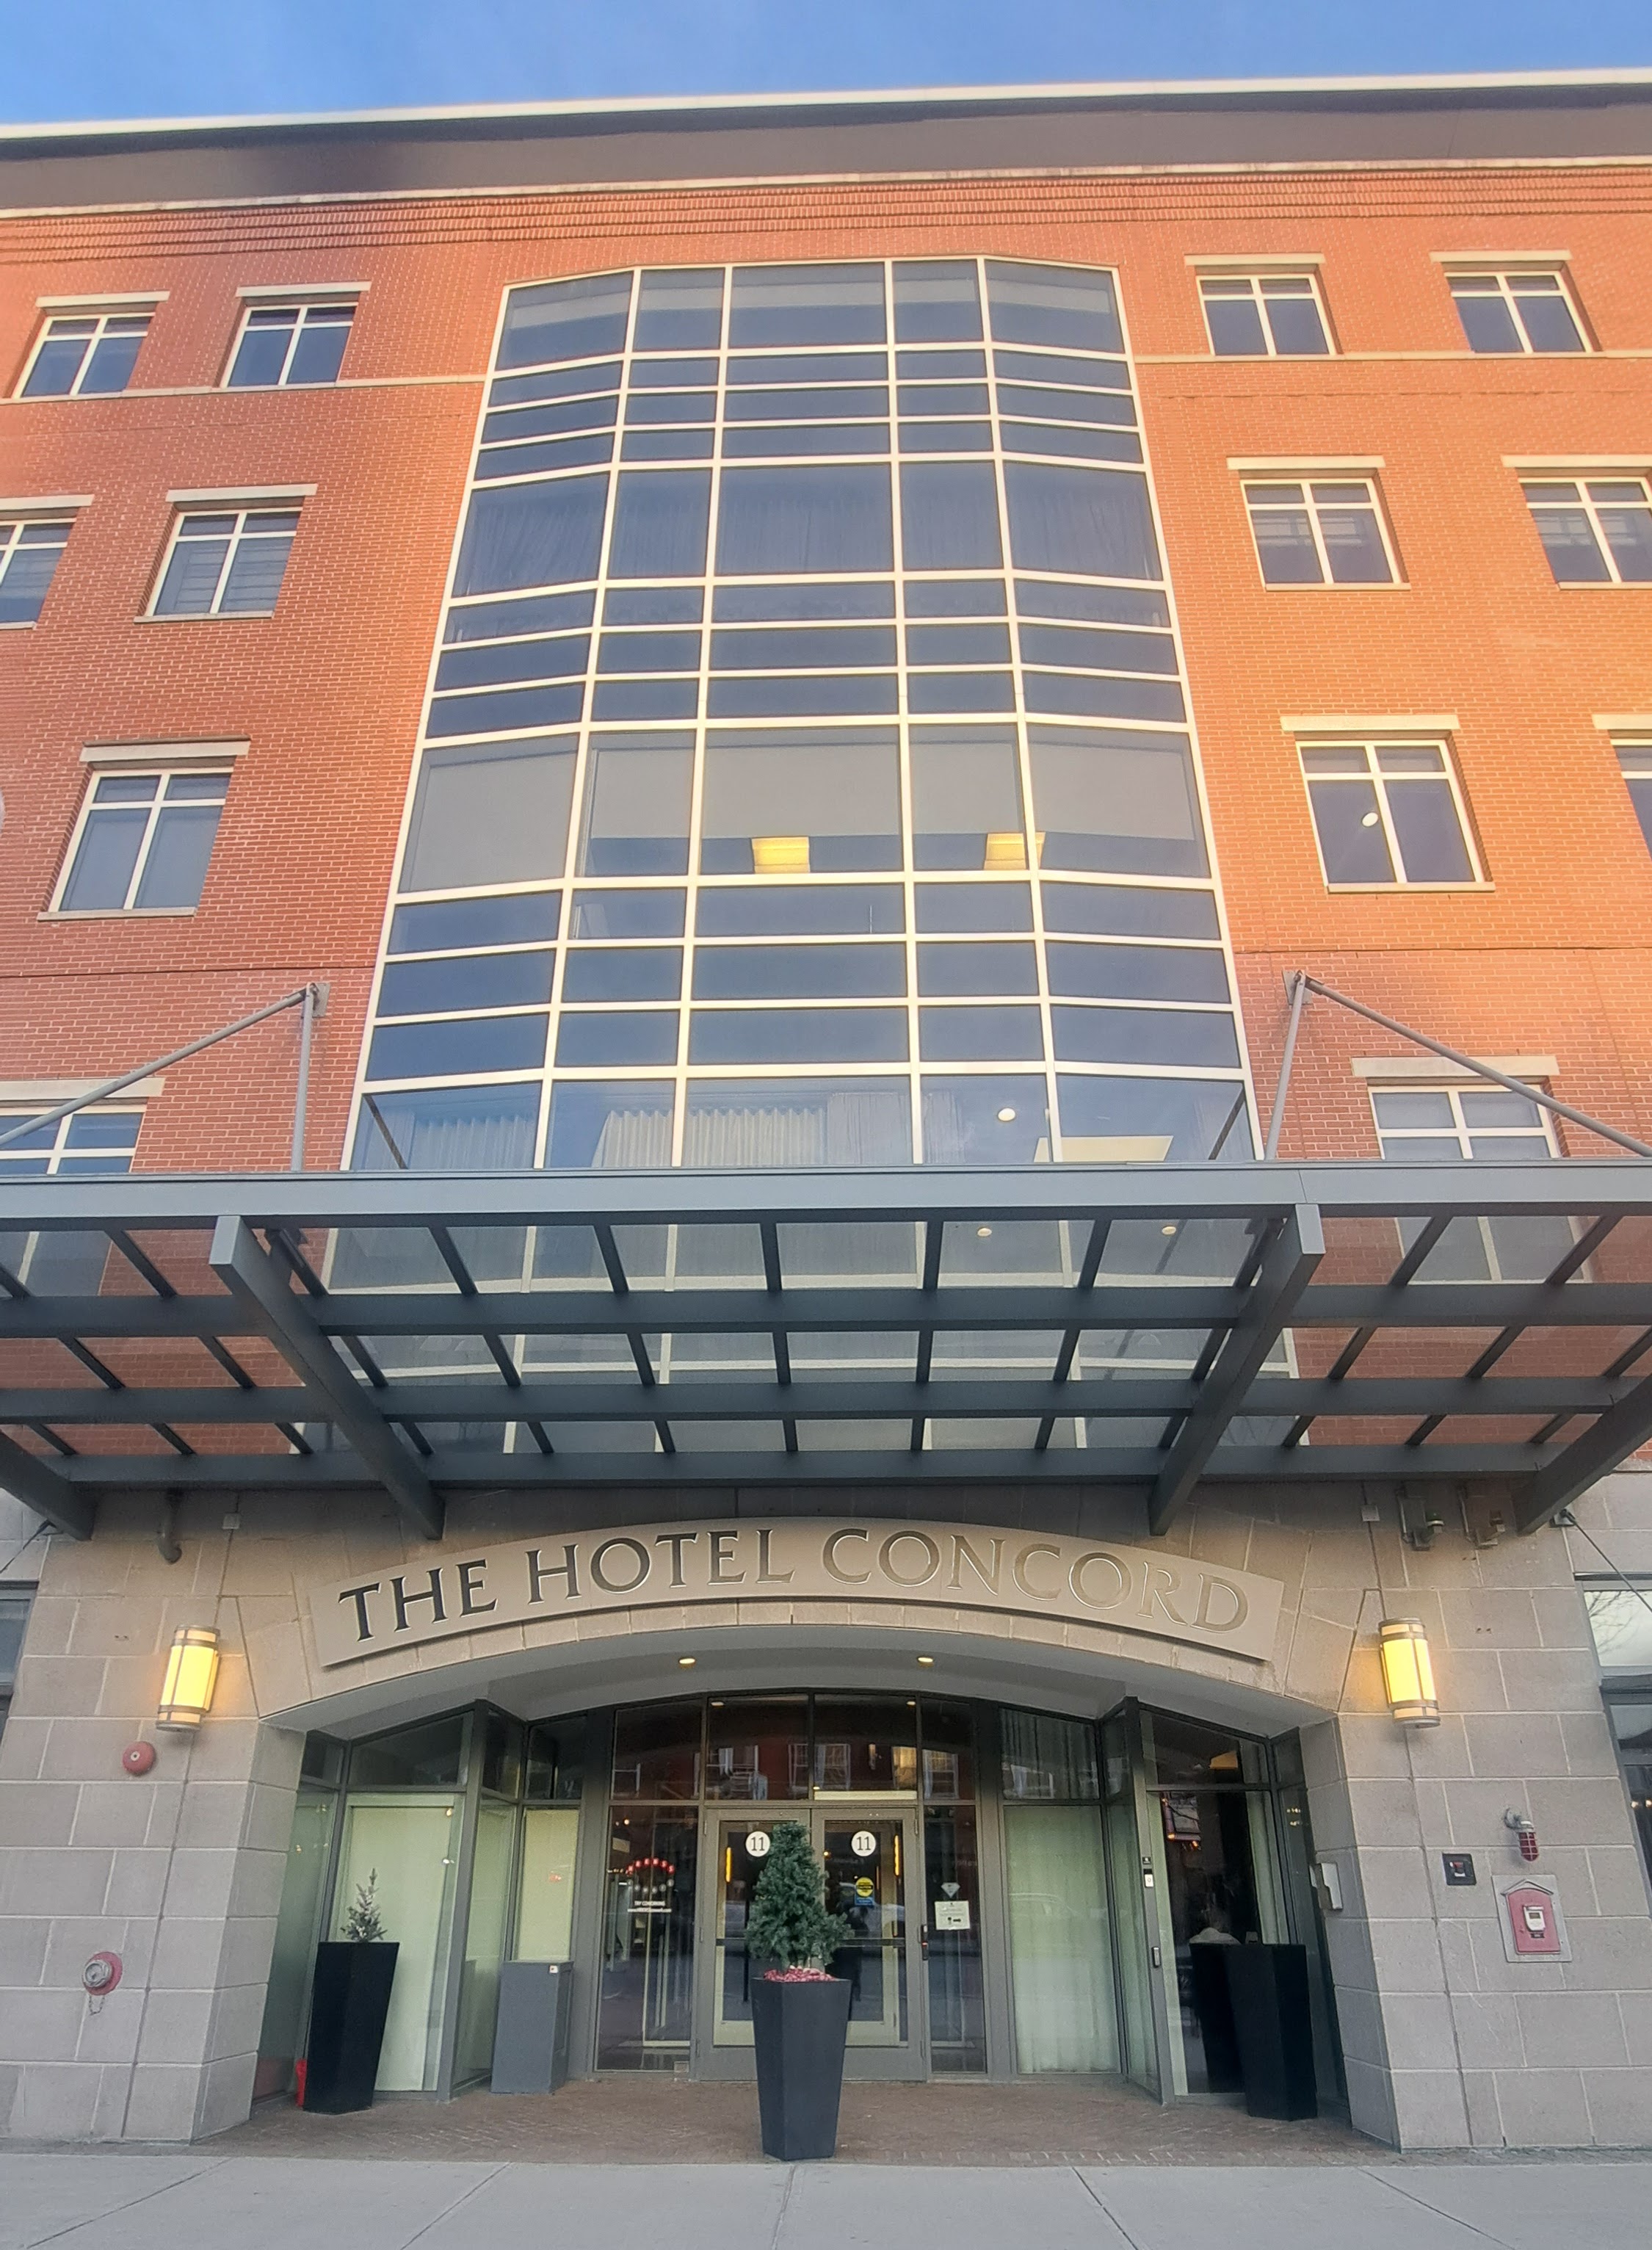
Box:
[2,1,1651,123]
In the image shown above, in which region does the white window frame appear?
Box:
[1443,266,1590,355]
[1297,737,1485,891]
[1521,475,1652,585]
[1370,1077,1573,1285]
[0,511,76,629]
[1198,272,1334,358]
[147,506,300,620]
[1242,475,1400,587]
[0,1104,145,1290]
[49,764,233,915]
[17,308,153,399]
[222,297,358,389]
[1614,739,1652,850]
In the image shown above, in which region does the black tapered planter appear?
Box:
[1222,1942,1317,2121]
[303,1942,399,2113]
[750,1975,851,2160]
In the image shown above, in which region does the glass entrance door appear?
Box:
[700,1808,927,2078]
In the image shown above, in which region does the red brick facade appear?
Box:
[4,164,1651,1170]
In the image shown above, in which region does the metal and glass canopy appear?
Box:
[2,1161,1651,1544]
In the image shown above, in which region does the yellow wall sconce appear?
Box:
[156,1624,221,1730]
[1378,1617,1440,1726]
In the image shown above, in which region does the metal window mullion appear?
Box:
[1305,495,1338,585]
[119,790,170,911]
[1366,748,1413,884]
[1583,492,1624,584]
[885,263,924,1162]
[208,514,244,617]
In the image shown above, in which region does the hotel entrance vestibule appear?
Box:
[262,1685,1342,2110]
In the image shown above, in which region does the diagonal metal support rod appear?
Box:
[1517,1364,1652,1533]
[0,1425,94,1538]
[0,986,325,1157]
[1148,1203,1325,1535]
[209,1215,443,1539]
[1277,975,1652,1161]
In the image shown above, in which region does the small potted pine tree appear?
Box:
[745,1821,852,2160]
[303,1870,399,2113]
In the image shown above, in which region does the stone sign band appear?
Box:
[308,1518,1283,1668]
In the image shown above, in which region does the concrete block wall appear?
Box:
[0,1529,299,2141]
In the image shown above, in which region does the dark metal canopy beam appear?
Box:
[41,1439,1557,1490]
[207,1216,443,1540]
[1516,1366,1652,1533]
[1149,1205,1325,1533]
[0,1426,95,1538]
[2,1370,1638,1428]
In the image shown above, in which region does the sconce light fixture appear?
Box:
[1378,1617,1439,1726]
[156,1625,220,1731]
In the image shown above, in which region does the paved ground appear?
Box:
[217,2074,1377,2165]
[4,2153,1652,2250]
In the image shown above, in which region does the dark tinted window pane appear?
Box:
[1029,726,1208,877]
[1264,293,1329,355]
[914,883,1033,932]
[919,1004,1043,1060]
[706,1700,811,1801]
[1001,1709,1099,1800]
[578,735,693,876]
[911,725,1024,869]
[689,1008,907,1064]
[813,1698,917,1793]
[1016,579,1168,627]
[455,476,609,595]
[692,944,905,999]
[22,333,90,395]
[1203,293,1268,355]
[1047,941,1228,1001]
[402,739,576,891]
[1250,504,1324,584]
[684,1079,911,1164]
[1051,1004,1239,1068]
[608,470,711,579]
[612,1701,703,1800]
[1057,1074,1253,1162]
[985,262,1123,352]
[1307,779,1396,883]
[79,326,147,394]
[131,805,223,909]
[634,267,724,351]
[545,1081,674,1168]
[695,884,904,936]
[701,729,899,875]
[60,810,147,909]
[562,947,683,1001]
[1452,289,1523,353]
[350,1715,468,1790]
[389,894,560,952]
[555,1012,678,1066]
[728,263,885,346]
[1004,464,1161,579]
[218,529,294,614]
[1387,780,1474,883]
[367,1013,548,1079]
[286,312,352,384]
[378,950,554,1015]
[1516,286,1585,353]
[716,465,894,576]
[499,274,633,368]
[350,1083,540,1171]
[894,261,984,343]
[571,889,686,937]
[228,316,294,387]
[921,1075,1048,1164]
[899,461,1003,570]
[1142,1711,1266,1787]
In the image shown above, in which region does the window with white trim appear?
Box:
[1371,1081,1577,1283]
[0,1106,142,1295]
[1448,270,1587,355]
[21,311,151,397]
[1199,274,1330,358]
[1523,478,1652,585]
[150,507,298,618]
[1299,739,1479,887]
[1617,743,1652,853]
[0,517,73,626]
[1245,478,1396,585]
[54,767,231,912]
[226,303,354,388]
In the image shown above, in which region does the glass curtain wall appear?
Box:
[256,1735,344,2099]
[341,256,1254,1460]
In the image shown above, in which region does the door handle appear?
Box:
[919,1923,930,1957]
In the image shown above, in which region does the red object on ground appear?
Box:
[294,2058,308,2108]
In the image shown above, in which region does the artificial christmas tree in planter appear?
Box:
[303,1870,399,2113]
[745,1821,852,2160]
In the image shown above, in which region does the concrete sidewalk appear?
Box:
[3,2155,1651,2250]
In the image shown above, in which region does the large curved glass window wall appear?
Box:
[355,260,1250,1179]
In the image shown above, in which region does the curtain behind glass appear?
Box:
[456,475,609,594]
[1004,1804,1119,2071]
[1005,463,1161,580]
